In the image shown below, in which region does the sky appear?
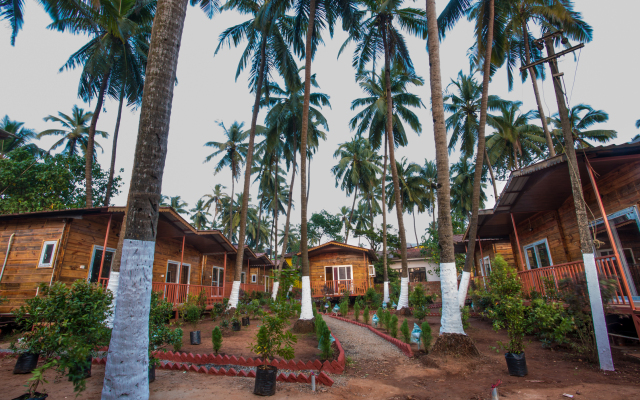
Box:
[1,1,639,248]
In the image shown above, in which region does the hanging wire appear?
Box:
[568,48,582,108]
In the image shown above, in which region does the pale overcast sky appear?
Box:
[1,1,638,246]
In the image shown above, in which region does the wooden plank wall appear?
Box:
[309,250,370,286]
[473,241,515,275]
[0,218,66,313]
[201,253,227,286]
[509,161,640,269]
[152,235,203,285]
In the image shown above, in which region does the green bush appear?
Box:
[182,303,202,331]
[400,319,410,343]
[250,314,297,364]
[212,327,223,355]
[376,307,383,325]
[413,306,427,321]
[315,317,333,360]
[354,302,360,322]
[11,281,112,396]
[339,299,349,317]
[173,327,184,352]
[421,321,432,352]
[149,291,183,367]
[363,306,370,324]
[461,305,470,330]
[390,315,398,338]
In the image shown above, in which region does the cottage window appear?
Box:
[482,256,492,276]
[368,264,376,277]
[211,267,224,287]
[165,261,190,284]
[89,246,115,282]
[523,239,553,269]
[251,274,257,283]
[38,240,58,268]
[241,272,246,284]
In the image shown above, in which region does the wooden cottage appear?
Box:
[303,241,377,298]
[0,207,273,317]
[460,142,640,337]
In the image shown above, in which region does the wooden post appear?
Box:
[511,213,525,270]
[553,210,572,262]
[222,252,227,299]
[586,164,636,312]
[478,236,484,276]
[97,214,113,285]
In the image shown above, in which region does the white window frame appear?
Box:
[38,240,58,268]
[211,266,224,287]
[523,238,553,270]
[368,264,376,277]
[88,245,116,280]
[165,260,191,285]
[324,265,353,282]
[482,256,491,276]
[251,273,257,283]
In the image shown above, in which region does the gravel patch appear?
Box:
[323,315,406,362]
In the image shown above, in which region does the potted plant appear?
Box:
[182,302,203,345]
[250,314,297,396]
[231,310,241,332]
[149,291,183,382]
[10,281,112,399]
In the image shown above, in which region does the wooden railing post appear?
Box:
[511,213,526,271]
[96,213,112,283]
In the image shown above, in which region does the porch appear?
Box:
[310,279,369,298]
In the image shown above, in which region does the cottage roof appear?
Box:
[468,142,640,239]
[298,240,378,262]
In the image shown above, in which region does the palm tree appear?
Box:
[102,0,190,397]
[349,64,424,305]
[261,68,328,299]
[216,0,300,309]
[202,184,228,223]
[486,101,546,176]
[444,70,509,199]
[37,105,107,158]
[422,160,437,227]
[498,0,593,156]
[332,137,381,243]
[387,158,428,247]
[450,157,487,221]
[0,116,42,157]
[1,0,79,46]
[344,0,427,310]
[425,0,466,337]
[161,195,189,215]
[53,0,155,207]
[204,121,249,240]
[190,199,211,230]
[547,104,617,152]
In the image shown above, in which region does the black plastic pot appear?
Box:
[68,355,92,380]
[505,352,528,377]
[13,352,39,374]
[11,392,48,400]
[149,365,156,383]
[232,321,241,331]
[245,317,251,326]
[190,330,201,345]
[242,316,251,326]
[254,365,278,396]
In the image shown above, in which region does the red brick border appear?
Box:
[328,315,413,357]
[89,357,334,386]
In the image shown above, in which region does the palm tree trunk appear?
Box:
[306,155,310,208]
[522,19,555,157]
[382,22,409,310]
[102,1,189,398]
[459,0,494,309]
[382,137,389,303]
[229,172,235,241]
[104,84,125,206]
[425,0,464,335]
[484,147,498,199]
[413,206,419,246]
[345,186,358,243]
[295,0,316,329]
[275,137,298,300]
[256,197,264,249]
[85,67,111,208]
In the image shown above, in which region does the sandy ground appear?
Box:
[2,316,640,399]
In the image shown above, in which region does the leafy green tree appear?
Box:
[38,105,107,159]
[332,136,381,242]
[386,157,428,246]
[190,199,211,230]
[547,104,617,151]
[0,115,42,157]
[204,121,249,239]
[308,210,344,245]
[201,184,228,224]
[160,195,189,215]
[0,0,80,46]
[450,157,487,221]
[0,148,122,213]
[486,101,545,177]
[421,160,437,227]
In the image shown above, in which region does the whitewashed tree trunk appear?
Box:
[396,277,409,309]
[383,281,390,304]
[104,271,120,328]
[300,276,313,319]
[228,280,241,309]
[583,253,614,370]
[440,262,465,335]
[271,281,280,301]
[457,271,470,309]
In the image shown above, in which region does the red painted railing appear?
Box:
[310,280,368,297]
[151,282,224,306]
[98,278,109,289]
[517,255,632,306]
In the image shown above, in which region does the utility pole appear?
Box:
[521,32,613,371]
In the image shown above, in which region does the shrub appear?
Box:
[339,299,349,317]
[421,321,432,352]
[250,314,297,364]
[354,302,361,322]
[211,327,223,355]
[400,319,410,343]
[319,325,333,360]
[376,307,383,324]
[182,303,202,331]
[220,319,229,329]
[461,306,470,330]
[390,315,398,338]
[149,291,183,366]
[413,306,426,321]
[409,284,427,308]
[11,281,112,396]
[173,327,184,352]
[363,306,370,324]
